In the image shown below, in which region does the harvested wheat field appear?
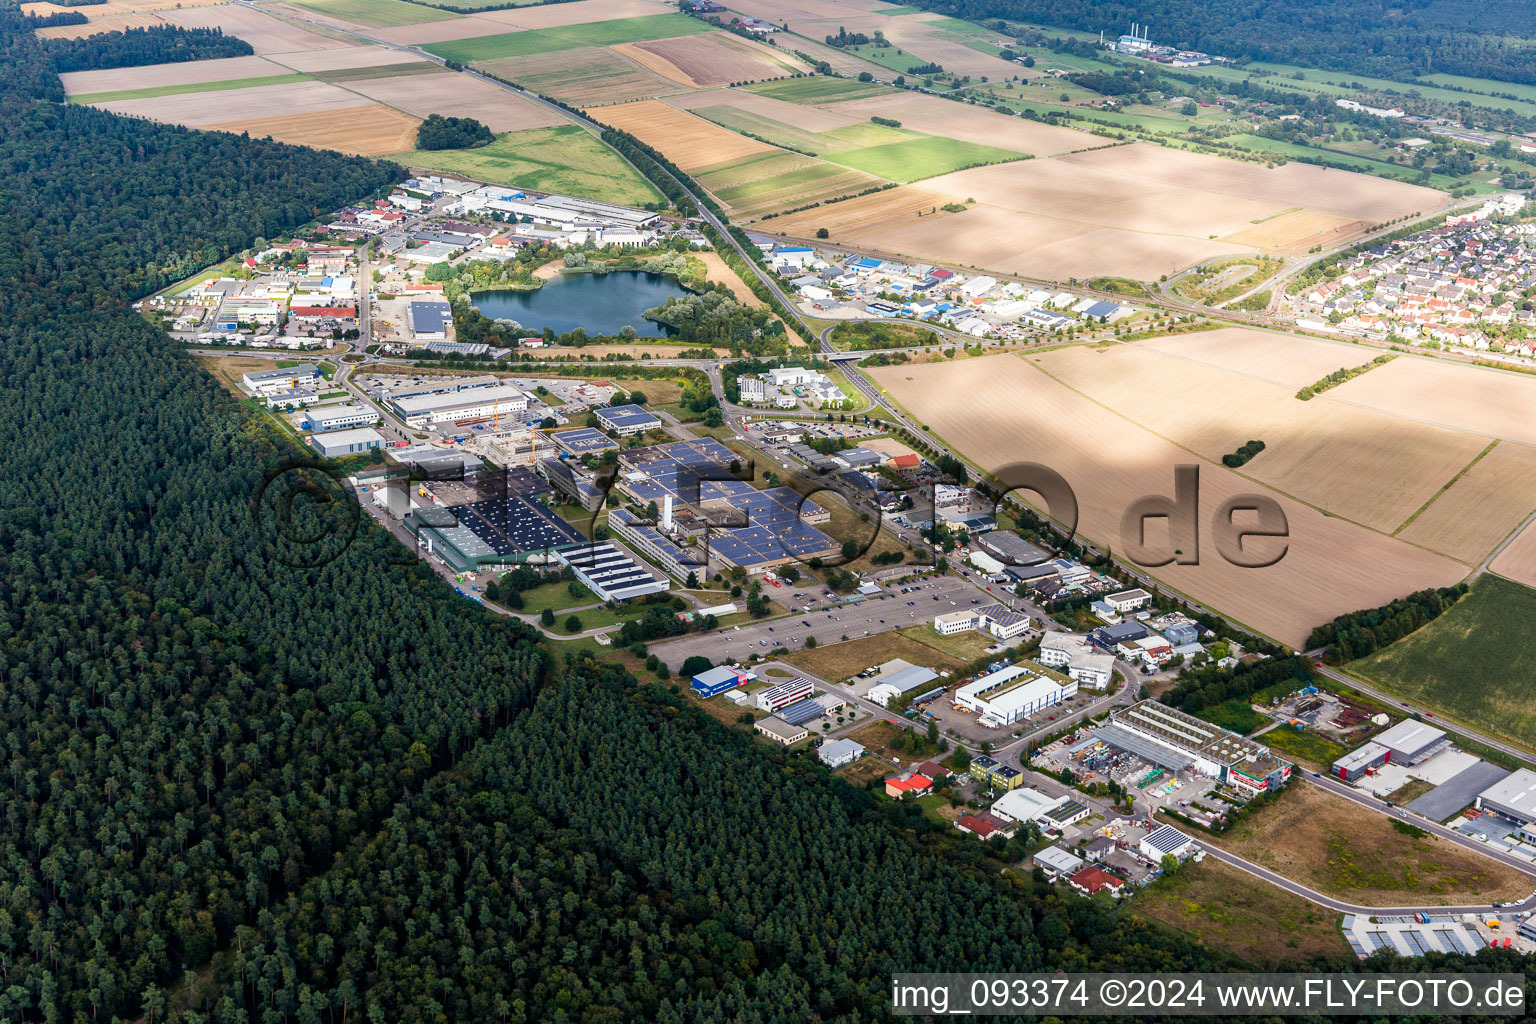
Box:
[372,13,511,44]
[1224,209,1365,252]
[1328,356,1536,448]
[162,5,349,53]
[1398,442,1536,564]
[1136,327,1368,390]
[1202,783,1531,905]
[344,72,567,131]
[595,99,774,169]
[1063,143,1441,223]
[59,55,287,96]
[879,17,1025,79]
[472,0,666,30]
[209,104,422,154]
[615,31,806,88]
[818,92,1089,156]
[478,47,686,106]
[925,157,1284,238]
[777,192,1247,280]
[868,353,1466,646]
[1031,343,1488,535]
[263,44,429,72]
[1490,517,1536,588]
[99,79,365,126]
[36,11,166,37]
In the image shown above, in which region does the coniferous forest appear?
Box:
[0,4,1531,1021]
[42,24,252,72]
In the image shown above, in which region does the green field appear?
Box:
[693,105,834,155]
[827,134,1026,182]
[739,77,891,104]
[308,62,441,83]
[1259,726,1348,769]
[282,0,454,27]
[422,13,709,64]
[1349,575,1536,753]
[828,320,937,351]
[694,151,881,218]
[429,0,552,8]
[71,73,309,105]
[390,125,665,207]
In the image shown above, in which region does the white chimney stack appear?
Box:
[662,494,673,531]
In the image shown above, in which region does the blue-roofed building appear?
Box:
[551,426,618,454]
[595,404,661,436]
[852,257,884,273]
[693,665,751,698]
[1081,300,1122,323]
[777,698,826,726]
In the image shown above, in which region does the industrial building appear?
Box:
[934,605,1030,641]
[405,490,584,572]
[1102,700,1291,795]
[244,364,321,395]
[550,426,618,454]
[310,427,384,458]
[551,542,669,603]
[1033,845,1086,880]
[1104,589,1152,613]
[955,666,1075,726]
[979,530,1050,567]
[406,300,453,341]
[864,660,938,707]
[481,192,660,229]
[755,717,807,746]
[390,383,529,428]
[594,404,660,436]
[1330,720,1450,782]
[692,665,753,698]
[1475,769,1536,826]
[607,508,708,581]
[818,739,864,768]
[775,698,827,728]
[756,677,814,712]
[1037,632,1115,689]
[303,404,375,433]
[1140,824,1196,862]
[1092,621,1149,647]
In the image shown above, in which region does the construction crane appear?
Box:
[492,397,502,432]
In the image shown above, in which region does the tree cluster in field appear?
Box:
[1307,584,1469,662]
[1296,354,1395,399]
[825,26,887,48]
[413,112,494,151]
[1221,438,1266,467]
[26,10,87,27]
[643,287,786,347]
[870,115,903,127]
[43,24,252,72]
[1161,654,1316,715]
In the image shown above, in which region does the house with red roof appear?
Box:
[955,811,1017,841]
[884,773,933,799]
[1068,866,1126,897]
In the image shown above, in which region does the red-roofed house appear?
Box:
[955,811,1017,841]
[888,453,920,474]
[884,773,933,799]
[403,283,445,293]
[1068,866,1126,897]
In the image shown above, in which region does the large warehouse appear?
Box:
[1331,719,1450,782]
[595,404,661,437]
[405,490,584,571]
[1102,700,1291,795]
[391,383,529,428]
[310,427,384,458]
[303,404,375,433]
[954,665,1075,726]
[1476,769,1536,825]
[551,542,669,603]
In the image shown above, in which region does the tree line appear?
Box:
[1307,584,1469,662]
[43,24,252,72]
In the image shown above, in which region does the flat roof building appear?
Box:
[407,300,453,341]
[244,364,321,395]
[1477,769,1536,825]
[1374,719,1450,764]
[692,665,752,698]
[1332,741,1390,782]
[1034,845,1085,880]
[391,384,529,427]
[1141,824,1196,861]
[955,665,1075,725]
[311,426,385,457]
[818,738,865,768]
[595,404,661,436]
[552,542,669,603]
[756,677,814,712]
[755,716,808,746]
[1107,700,1291,795]
[303,404,375,433]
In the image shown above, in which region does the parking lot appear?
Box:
[656,572,992,671]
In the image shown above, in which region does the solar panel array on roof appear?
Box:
[444,493,585,557]
[1435,929,1470,954]
[552,427,618,453]
[555,542,667,602]
[597,404,660,429]
[609,508,707,569]
[776,699,825,727]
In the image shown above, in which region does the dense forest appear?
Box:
[414,112,495,150]
[915,0,1536,86]
[1,1,1530,1017]
[42,24,251,72]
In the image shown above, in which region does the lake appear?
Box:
[471,271,690,336]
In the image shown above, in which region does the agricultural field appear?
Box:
[1491,519,1536,589]
[58,55,293,97]
[815,92,1091,157]
[210,104,422,155]
[1397,442,1536,565]
[692,151,884,219]
[263,44,433,73]
[70,73,311,105]
[421,13,709,64]
[96,79,369,126]
[478,47,689,107]
[1327,356,1536,448]
[1224,209,1364,253]
[1133,858,1348,963]
[161,5,350,53]
[388,125,664,206]
[1349,576,1536,751]
[670,87,860,133]
[740,75,890,105]
[818,126,1025,183]
[1202,782,1531,905]
[615,31,807,88]
[275,0,454,28]
[344,72,567,132]
[594,99,775,169]
[866,352,1467,648]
